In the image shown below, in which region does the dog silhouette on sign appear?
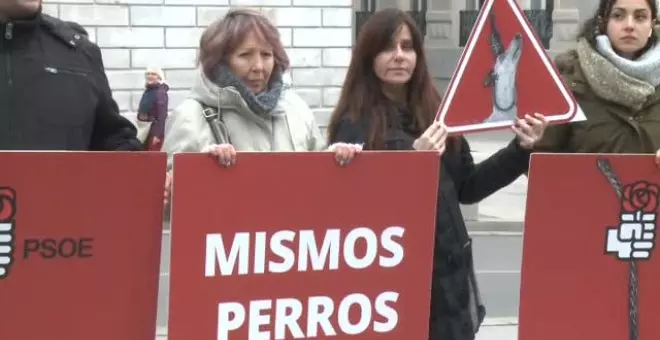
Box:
[482,11,523,124]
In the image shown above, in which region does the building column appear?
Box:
[545,0,579,52]
[577,0,598,26]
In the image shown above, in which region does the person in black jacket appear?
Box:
[0,0,142,150]
[328,9,548,340]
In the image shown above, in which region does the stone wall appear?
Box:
[42,0,354,132]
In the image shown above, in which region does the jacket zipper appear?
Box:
[44,66,88,77]
[2,22,13,146]
[5,23,12,87]
[270,116,276,151]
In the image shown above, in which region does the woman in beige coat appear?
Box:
[162,8,359,201]
[163,8,358,169]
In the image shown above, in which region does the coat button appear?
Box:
[73,34,80,40]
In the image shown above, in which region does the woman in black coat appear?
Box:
[328,9,548,340]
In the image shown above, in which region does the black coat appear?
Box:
[330,113,530,340]
[0,11,142,151]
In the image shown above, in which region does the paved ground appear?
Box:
[476,324,518,340]
[471,229,523,318]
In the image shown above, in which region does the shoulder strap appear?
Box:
[200,103,231,145]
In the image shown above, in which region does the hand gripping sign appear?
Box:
[0,187,16,279]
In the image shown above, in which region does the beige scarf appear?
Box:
[576,38,660,111]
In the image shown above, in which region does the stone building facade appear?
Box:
[42,0,598,134]
[42,0,353,136]
[42,0,600,223]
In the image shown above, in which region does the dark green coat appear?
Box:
[536,50,660,153]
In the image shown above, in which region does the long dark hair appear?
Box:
[577,0,658,54]
[326,8,446,149]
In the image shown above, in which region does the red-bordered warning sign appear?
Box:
[436,0,584,134]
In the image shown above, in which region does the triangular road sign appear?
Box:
[436,0,585,134]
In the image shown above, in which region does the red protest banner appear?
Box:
[0,152,166,340]
[519,154,660,340]
[168,152,439,340]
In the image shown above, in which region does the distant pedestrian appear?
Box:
[137,66,169,151]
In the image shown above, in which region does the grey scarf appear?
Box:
[211,64,283,117]
[576,35,660,110]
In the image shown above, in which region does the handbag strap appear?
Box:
[200,104,231,145]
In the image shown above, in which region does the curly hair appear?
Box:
[577,0,658,54]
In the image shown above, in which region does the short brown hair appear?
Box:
[198,8,290,78]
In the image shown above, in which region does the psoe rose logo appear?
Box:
[0,187,17,279]
[606,181,660,260]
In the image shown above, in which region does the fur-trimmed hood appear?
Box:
[553,49,579,76]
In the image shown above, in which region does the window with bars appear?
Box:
[530,0,544,9]
[466,0,545,10]
[354,0,428,40]
[465,0,486,10]
[459,0,554,48]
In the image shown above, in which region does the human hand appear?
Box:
[413,121,447,155]
[512,113,549,150]
[328,143,363,166]
[202,144,237,167]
